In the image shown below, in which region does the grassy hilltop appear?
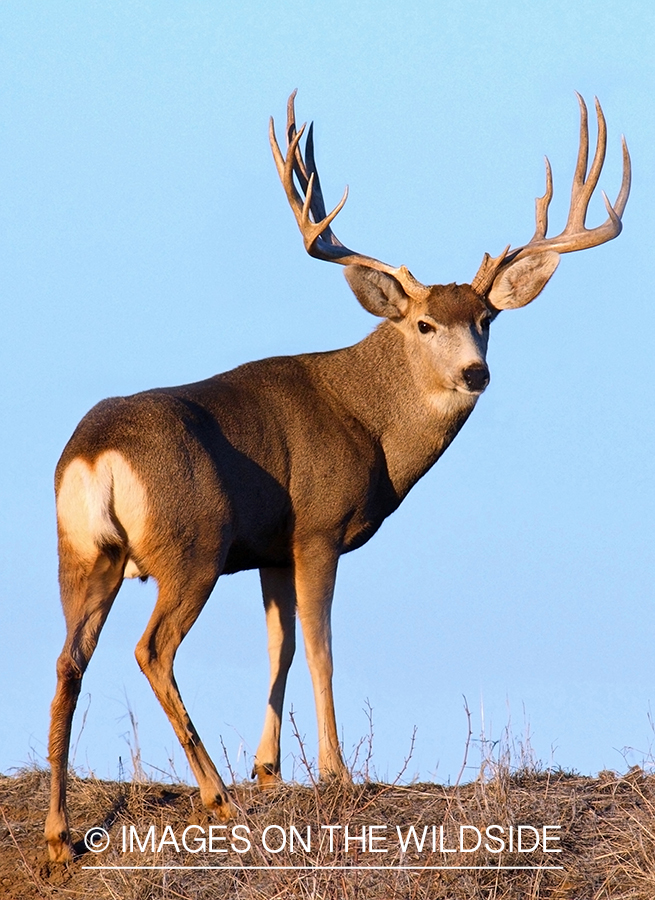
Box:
[2,761,655,899]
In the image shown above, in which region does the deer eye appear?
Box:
[418,320,434,334]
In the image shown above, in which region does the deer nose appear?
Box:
[462,363,490,393]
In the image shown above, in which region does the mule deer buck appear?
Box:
[46,92,629,861]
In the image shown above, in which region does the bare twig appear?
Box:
[455,695,473,788]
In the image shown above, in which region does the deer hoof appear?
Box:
[46,834,74,863]
[208,792,238,822]
[257,771,282,790]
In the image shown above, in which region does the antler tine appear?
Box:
[286,90,311,191]
[569,93,589,214]
[565,94,607,232]
[614,136,632,218]
[269,118,307,223]
[584,98,608,207]
[303,124,330,225]
[532,156,553,242]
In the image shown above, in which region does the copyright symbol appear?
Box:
[84,827,110,852]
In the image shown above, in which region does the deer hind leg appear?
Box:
[253,567,296,788]
[45,543,125,862]
[134,564,237,820]
[294,539,349,781]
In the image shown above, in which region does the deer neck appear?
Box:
[310,321,479,500]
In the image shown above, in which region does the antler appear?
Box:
[270,91,430,299]
[472,95,631,296]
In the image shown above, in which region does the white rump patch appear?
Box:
[57,451,148,563]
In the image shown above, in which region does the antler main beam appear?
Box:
[270,91,430,299]
[473,95,631,296]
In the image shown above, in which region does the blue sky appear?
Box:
[1,1,654,786]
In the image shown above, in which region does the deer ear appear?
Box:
[488,251,560,310]
[344,266,410,320]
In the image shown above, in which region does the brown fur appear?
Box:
[45,283,497,861]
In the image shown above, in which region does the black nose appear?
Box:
[462,363,490,393]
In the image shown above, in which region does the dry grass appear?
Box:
[3,755,655,899]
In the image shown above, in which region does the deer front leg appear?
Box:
[293,539,348,781]
[253,566,296,788]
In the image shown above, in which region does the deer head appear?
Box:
[270,92,630,398]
